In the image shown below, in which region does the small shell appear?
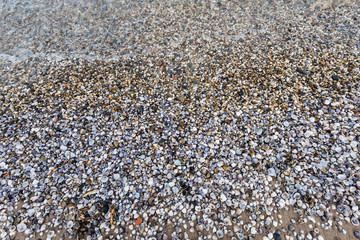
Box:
[216,230,224,239]
[224,218,232,226]
[236,232,245,239]
[244,224,249,231]
[337,205,345,213]
[306,208,313,216]
[282,192,290,200]
[227,230,234,237]
[67,221,74,229]
[9,226,16,232]
[296,209,303,215]
[47,230,55,238]
[17,223,27,232]
[204,208,211,214]
[205,224,210,231]
[351,217,359,226]
[220,193,227,202]
[293,193,301,200]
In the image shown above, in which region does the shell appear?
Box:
[17,223,27,233]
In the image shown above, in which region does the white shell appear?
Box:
[17,223,27,233]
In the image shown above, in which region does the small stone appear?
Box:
[354,231,360,239]
[274,233,282,240]
[296,67,307,75]
[332,75,340,80]
[288,225,295,231]
[179,96,185,103]
[174,160,181,166]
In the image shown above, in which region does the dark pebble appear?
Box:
[238,89,244,97]
[296,67,307,75]
[101,205,109,214]
[87,227,96,235]
[332,74,340,80]
[354,231,360,239]
[288,224,295,231]
[137,106,144,115]
[100,200,111,213]
[274,233,282,240]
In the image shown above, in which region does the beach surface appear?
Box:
[0,1,360,240]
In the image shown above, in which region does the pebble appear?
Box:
[274,233,282,240]
[296,67,308,75]
[288,224,295,231]
[332,75,340,80]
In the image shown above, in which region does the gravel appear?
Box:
[0,0,360,240]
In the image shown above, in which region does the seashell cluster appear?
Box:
[0,0,359,240]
